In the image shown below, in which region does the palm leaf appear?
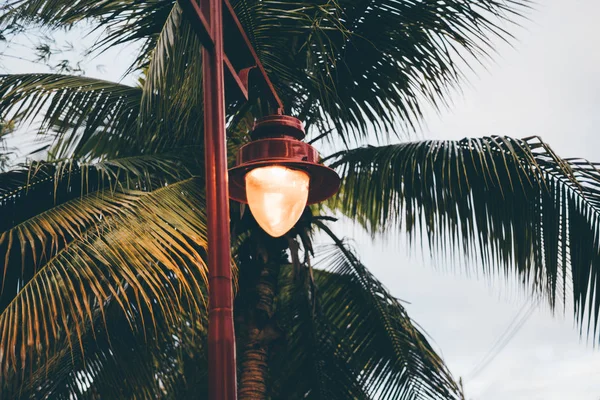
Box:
[16,300,208,399]
[8,0,531,146]
[137,0,529,142]
[136,2,207,154]
[0,154,200,315]
[1,153,194,233]
[1,0,175,66]
[312,220,461,400]
[0,120,13,170]
[330,136,600,341]
[0,156,208,398]
[233,0,531,142]
[270,260,372,399]
[0,176,209,393]
[0,74,141,159]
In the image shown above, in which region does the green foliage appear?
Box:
[235,225,461,399]
[10,285,208,399]
[313,221,461,399]
[0,74,142,159]
[0,119,13,170]
[330,136,600,336]
[2,0,531,143]
[0,157,210,397]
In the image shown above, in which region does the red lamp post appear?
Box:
[198,0,236,397]
[178,1,340,398]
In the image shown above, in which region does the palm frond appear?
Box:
[136,3,207,154]
[0,154,198,325]
[1,0,176,67]
[141,2,182,105]
[137,2,271,153]
[17,300,207,399]
[330,136,600,340]
[0,157,207,398]
[0,120,13,171]
[271,260,372,399]
[18,0,532,146]
[312,220,461,400]
[0,167,209,392]
[236,0,531,142]
[0,74,141,159]
[1,153,195,232]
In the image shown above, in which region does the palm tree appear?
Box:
[1,0,599,399]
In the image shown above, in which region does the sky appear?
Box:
[2,1,600,399]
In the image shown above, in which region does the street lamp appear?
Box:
[178,0,340,397]
[229,115,340,237]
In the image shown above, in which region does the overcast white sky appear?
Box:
[2,1,600,399]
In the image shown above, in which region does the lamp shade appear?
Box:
[245,166,309,237]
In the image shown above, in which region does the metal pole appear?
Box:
[201,0,237,396]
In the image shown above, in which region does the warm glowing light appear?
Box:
[245,166,310,237]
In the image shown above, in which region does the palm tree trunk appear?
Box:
[237,238,284,399]
[238,333,269,398]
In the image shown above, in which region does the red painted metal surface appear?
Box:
[250,115,305,140]
[229,116,341,205]
[236,139,320,164]
[179,0,283,111]
[200,0,237,396]
[222,0,284,111]
[223,54,249,100]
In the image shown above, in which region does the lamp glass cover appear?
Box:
[245,166,310,237]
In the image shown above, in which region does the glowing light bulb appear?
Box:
[245,166,310,237]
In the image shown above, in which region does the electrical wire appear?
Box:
[466,299,540,381]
